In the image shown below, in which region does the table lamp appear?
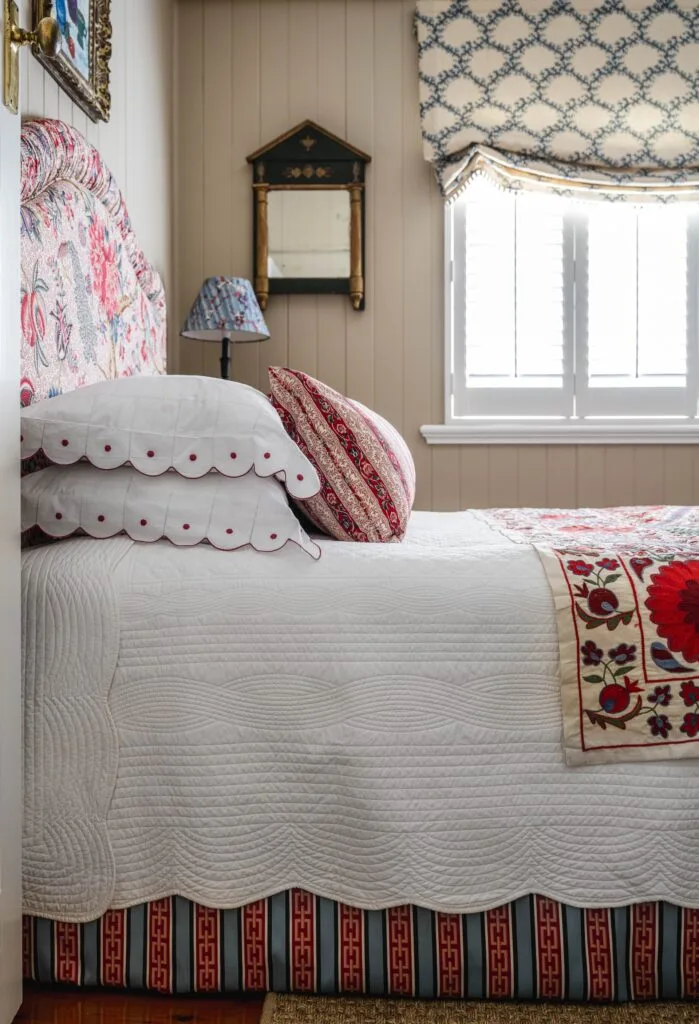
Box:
[181,277,270,380]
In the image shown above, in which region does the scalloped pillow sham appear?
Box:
[22,463,320,558]
[268,367,416,543]
[20,375,320,501]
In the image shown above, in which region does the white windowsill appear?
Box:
[420,422,699,445]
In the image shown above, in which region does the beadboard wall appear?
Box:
[175,0,699,510]
[20,0,173,353]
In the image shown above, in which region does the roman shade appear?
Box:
[415,0,699,202]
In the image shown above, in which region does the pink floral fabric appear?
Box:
[269,367,416,543]
[19,118,166,407]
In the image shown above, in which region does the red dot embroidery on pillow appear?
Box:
[189,454,197,462]
[55,512,63,520]
[264,452,271,459]
[140,519,147,527]
[147,450,155,458]
[297,474,304,481]
[270,533,277,540]
[230,452,237,460]
[226,528,234,535]
[98,515,105,523]
[61,439,69,447]
[183,524,190,530]
[104,444,112,452]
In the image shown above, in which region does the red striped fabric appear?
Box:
[682,907,699,998]
[535,896,564,999]
[147,897,172,993]
[101,909,126,987]
[54,921,80,985]
[630,903,658,1000]
[338,903,364,993]
[194,905,220,992]
[435,912,464,998]
[291,890,316,992]
[387,906,414,996]
[585,908,614,1001]
[243,899,268,991]
[485,905,513,999]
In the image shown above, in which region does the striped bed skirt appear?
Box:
[23,892,699,1002]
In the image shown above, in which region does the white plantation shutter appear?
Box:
[451,184,573,418]
[576,205,698,418]
[448,184,699,426]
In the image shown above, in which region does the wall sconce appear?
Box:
[4,0,60,114]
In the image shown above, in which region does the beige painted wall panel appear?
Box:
[316,0,348,398]
[175,1,205,376]
[345,0,374,410]
[173,0,699,511]
[546,447,577,508]
[258,0,291,379]
[230,0,263,389]
[286,0,319,380]
[20,0,173,362]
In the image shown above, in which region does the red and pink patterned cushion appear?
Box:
[268,367,416,543]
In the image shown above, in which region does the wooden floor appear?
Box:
[16,986,265,1024]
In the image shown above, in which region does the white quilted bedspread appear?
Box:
[22,511,699,921]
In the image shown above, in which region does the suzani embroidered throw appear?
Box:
[481,507,699,766]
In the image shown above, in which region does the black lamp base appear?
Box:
[220,337,231,380]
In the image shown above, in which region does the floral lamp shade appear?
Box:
[181,277,270,379]
[182,277,270,342]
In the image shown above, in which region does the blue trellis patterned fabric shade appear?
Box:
[415,0,699,202]
[182,277,270,342]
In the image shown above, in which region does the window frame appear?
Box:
[428,195,699,446]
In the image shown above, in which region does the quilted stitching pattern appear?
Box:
[23,512,699,920]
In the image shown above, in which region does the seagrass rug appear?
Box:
[260,994,699,1024]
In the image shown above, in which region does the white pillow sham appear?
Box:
[22,464,321,558]
[20,375,320,500]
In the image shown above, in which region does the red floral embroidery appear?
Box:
[646,560,699,664]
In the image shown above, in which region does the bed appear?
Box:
[20,118,699,1003]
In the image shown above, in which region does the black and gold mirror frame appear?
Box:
[246,120,371,311]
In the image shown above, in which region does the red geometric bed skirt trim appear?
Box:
[22,892,699,1002]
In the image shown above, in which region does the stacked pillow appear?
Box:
[21,375,322,558]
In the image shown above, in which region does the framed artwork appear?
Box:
[33,0,111,123]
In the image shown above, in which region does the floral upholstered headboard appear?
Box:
[19,118,166,406]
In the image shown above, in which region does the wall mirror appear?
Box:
[247,120,371,310]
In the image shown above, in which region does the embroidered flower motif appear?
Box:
[648,684,672,707]
[646,560,699,664]
[680,713,699,738]
[680,681,699,707]
[568,559,594,577]
[608,643,636,665]
[649,714,672,739]
[588,588,619,616]
[597,558,619,571]
[599,683,631,714]
[581,641,603,666]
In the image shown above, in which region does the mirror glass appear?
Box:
[267,190,350,279]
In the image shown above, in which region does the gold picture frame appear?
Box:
[33,0,111,123]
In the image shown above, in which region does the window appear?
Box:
[430,180,699,443]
